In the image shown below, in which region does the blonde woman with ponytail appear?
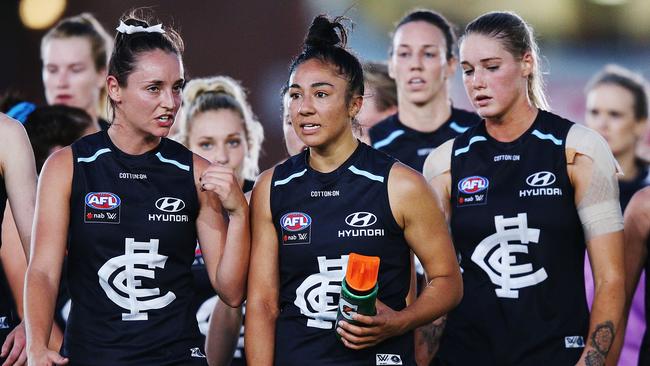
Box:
[175,75,264,366]
[424,11,625,366]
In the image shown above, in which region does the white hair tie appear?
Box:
[116,21,165,35]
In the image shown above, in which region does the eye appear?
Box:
[487,65,500,71]
[397,52,410,58]
[147,85,160,93]
[424,52,436,58]
[172,84,183,94]
[45,66,58,74]
[462,68,474,76]
[289,92,301,100]
[226,138,242,148]
[199,142,213,150]
[315,91,328,98]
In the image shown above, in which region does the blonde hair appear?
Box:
[176,76,264,181]
[42,13,113,120]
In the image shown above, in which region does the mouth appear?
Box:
[475,95,492,107]
[156,114,174,127]
[408,77,426,86]
[299,122,321,133]
[55,94,73,102]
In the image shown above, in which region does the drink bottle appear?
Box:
[336,253,380,339]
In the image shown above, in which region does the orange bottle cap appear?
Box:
[345,253,380,292]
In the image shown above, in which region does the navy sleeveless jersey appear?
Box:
[435,111,588,366]
[0,174,19,345]
[65,131,207,365]
[191,179,253,366]
[270,142,414,366]
[369,108,480,172]
[641,232,650,365]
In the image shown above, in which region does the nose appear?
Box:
[212,144,229,166]
[409,54,424,70]
[55,69,70,89]
[471,69,486,90]
[297,94,315,116]
[160,88,177,110]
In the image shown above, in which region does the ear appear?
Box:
[106,75,122,104]
[521,51,534,78]
[348,94,363,118]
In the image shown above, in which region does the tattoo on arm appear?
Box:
[417,316,447,355]
[585,320,615,366]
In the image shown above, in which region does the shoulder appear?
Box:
[451,107,482,126]
[423,139,454,182]
[0,113,27,135]
[566,123,620,173]
[369,113,398,141]
[628,186,650,214]
[388,163,429,197]
[41,146,73,181]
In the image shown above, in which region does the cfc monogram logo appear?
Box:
[471,213,548,298]
[98,238,176,320]
[294,255,349,329]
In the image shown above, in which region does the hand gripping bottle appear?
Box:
[336,253,380,339]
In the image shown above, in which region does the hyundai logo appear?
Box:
[345,212,377,227]
[526,171,556,187]
[155,197,185,213]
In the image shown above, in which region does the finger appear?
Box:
[339,332,375,350]
[49,351,69,365]
[3,343,22,366]
[351,312,376,326]
[16,348,26,366]
[337,320,373,337]
[0,331,13,357]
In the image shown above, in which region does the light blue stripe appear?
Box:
[373,130,405,149]
[274,169,307,186]
[532,130,563,145]
[348,165,384,183]
[454,136,487,156]
[77,148,111,163]
[449,121,470,133]
[155,152,190,171]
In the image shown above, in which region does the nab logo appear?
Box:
[458,176,489,194]
[376,354,403,365]
[526,171,556,187]
[85,192,120,210]
[155,197,185,213]
[345,212,377,228]
[281,212,311,232]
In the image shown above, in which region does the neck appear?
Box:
[84,105,102,135]
[485,97,538,142]
[308,130,359,173]
[397,92,452,132]
[107,117,161,155]
[617,149,639,182]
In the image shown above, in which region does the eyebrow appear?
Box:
[396,44,438,49]
[460,57,503,66]
[289,82,335,89]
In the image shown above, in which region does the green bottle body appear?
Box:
[335,278,378,340]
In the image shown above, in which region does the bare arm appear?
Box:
[244,169,279,365]
[205,299,242,366]
[0,115,37,257]
[570,153,625,366]
[24,148,71,365]
[194,156,250,307]
[338,164,462,349]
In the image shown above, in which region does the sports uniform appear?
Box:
[271,142,414,366]
[369,108,480,172]
[63,130,207,365]
[435,110,593,365]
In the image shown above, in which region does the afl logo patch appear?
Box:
[281,212,312,232]
[85,192,121,210]
[84,192,120,224]
[458,176,489,194]
[280,212,311,245]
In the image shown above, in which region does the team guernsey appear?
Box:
[65,131,206,365]
[369,108,480,172]
[436,111,588,365]
[271,142,414,366]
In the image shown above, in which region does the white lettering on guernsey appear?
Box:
[310,190,340,197]
[471,214,548,298]
[148,213,189,222]
[98,238,176,321]
[294,255,348,329]
[337,229,385,237]
[518,188,563,197]
[119,172,148,180]
[493,154,520,162]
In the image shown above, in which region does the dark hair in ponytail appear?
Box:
[108,9,184,88]
[288,15,364,102]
